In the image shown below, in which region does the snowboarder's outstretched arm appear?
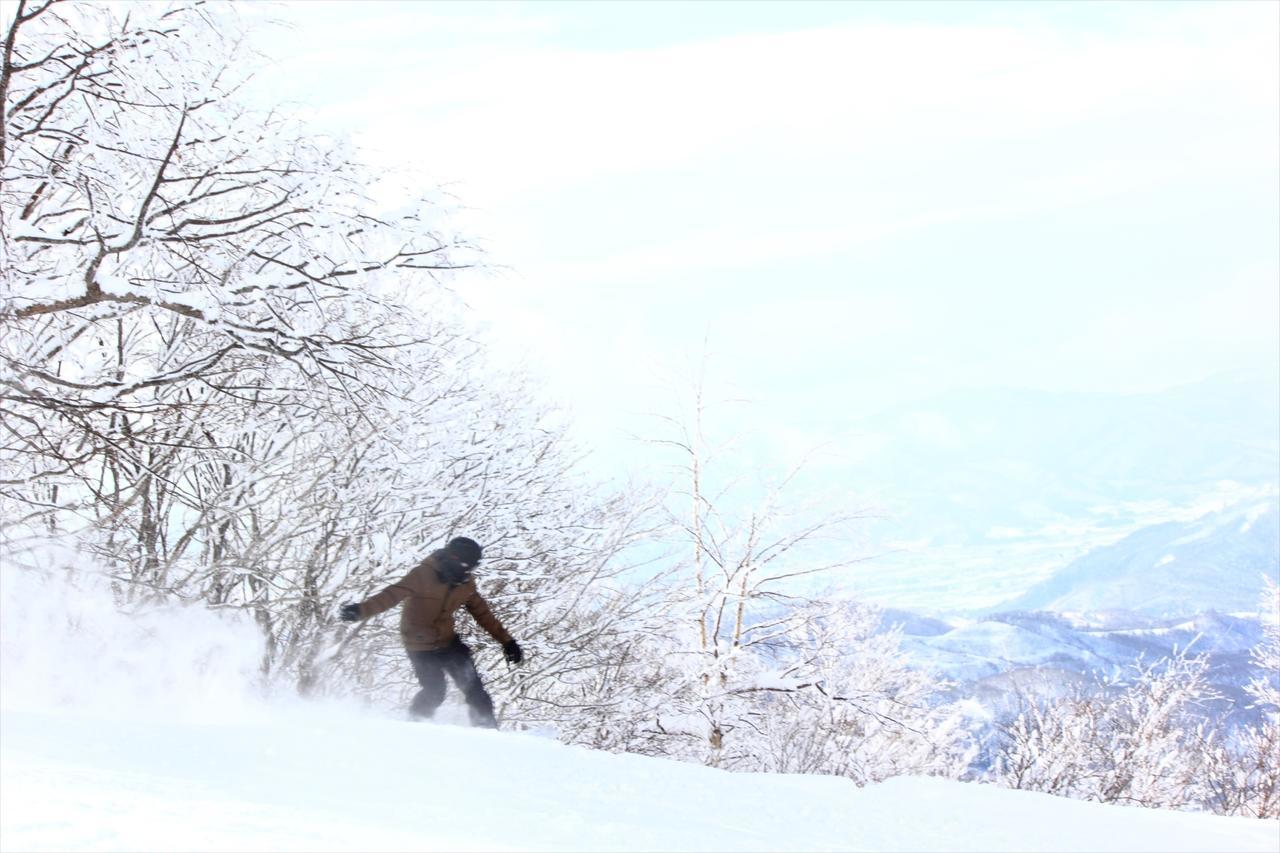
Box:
[339,567,420,622]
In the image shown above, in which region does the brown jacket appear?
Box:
[356,554,513,652]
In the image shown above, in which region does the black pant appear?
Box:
[406,638,498,728]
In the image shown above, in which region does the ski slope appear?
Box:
[1,563,1276,852]
[2,702,1276,853]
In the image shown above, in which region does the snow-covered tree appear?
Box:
[991,580,1279,819]
[605,356,973,782]
[1,1,661,740]
[993,651,1216,811]
[755,599,975,784]
[637,359,871,765]
[1,0,472,536]
[1201,576,1280,818]
[1246,576,1280,711]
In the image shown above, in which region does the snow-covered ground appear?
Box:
[4,703,1277,853]
[2,561,1276,852]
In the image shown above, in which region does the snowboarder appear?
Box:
[338,536,523,728]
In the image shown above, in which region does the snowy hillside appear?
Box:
[2,563,1276,852]
[4,705,1276,853]
[1003,496,1280,616]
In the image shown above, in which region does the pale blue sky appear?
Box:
[247,0,1279,474]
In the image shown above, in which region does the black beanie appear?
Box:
[446,536,483,567]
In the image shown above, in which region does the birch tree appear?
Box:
[624,356,975,779]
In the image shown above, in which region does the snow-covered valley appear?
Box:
[868,496,1280,716]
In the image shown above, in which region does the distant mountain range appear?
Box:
[825,367,1279,613]
[871,496,1278,723]
[889,606,1269,726]
[1000,496,1278,617]
[844,367,1278,544]
[796,369,1278,713]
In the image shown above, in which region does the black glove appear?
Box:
[339,603,361,623]
[503,639,524,665]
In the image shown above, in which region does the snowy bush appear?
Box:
[1200,577,1280,818]
[990,622,1280,819]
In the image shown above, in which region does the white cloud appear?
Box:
[328,12,1274,206]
